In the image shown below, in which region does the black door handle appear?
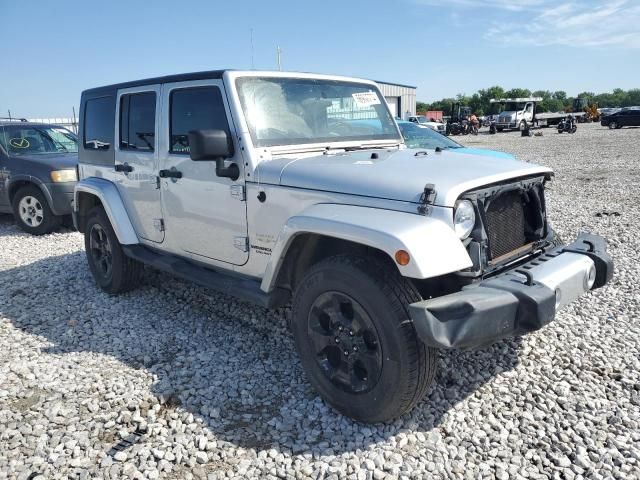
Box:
[115,164,133,173]
[158,169,182,179]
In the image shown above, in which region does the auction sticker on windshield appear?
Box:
[9,138,30,149]
[352,91,380,107]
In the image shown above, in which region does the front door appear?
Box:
[114,85,164,243]
[158,80,248,266]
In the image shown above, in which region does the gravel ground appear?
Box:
[1,123,639,479]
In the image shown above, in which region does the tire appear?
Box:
[291,255,437,423]
[609,122,617,129]
[11,185,62,235]
[497,127,504,132]
[519,120,527,132]
[84,206,143,294]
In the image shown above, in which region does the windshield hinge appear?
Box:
[230,184,246,201]
[234,236,249,252]
[153,218,165,232]
[418,184,436,215]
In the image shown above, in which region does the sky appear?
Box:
[1,0,639,117]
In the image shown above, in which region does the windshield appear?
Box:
[0,125,78,155]
[398,122,462,150]
[236,77,400,148]
[414,116,428,124]
[501,102,525,113]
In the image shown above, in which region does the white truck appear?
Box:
[491,97,585,132]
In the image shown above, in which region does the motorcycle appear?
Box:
[557,115,577,134]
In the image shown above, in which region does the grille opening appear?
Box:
[484,188,545,261]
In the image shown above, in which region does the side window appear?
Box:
[84,97,113,150]
[169,86,230,154]
[120,92,156,151]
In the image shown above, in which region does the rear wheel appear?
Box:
[609,121,617,129]
[291,255,437,423]
[12,185,62,235]
[84,206,143,294]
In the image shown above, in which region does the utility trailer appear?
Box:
[489,97,585,132]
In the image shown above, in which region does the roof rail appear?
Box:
[0,117,28,122]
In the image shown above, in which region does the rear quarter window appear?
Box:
[80,95,115,165]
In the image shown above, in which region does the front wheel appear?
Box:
[12,185,62,235]
[291,255,437,423]
[84,206,143,294]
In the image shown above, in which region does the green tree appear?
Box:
[416,101,429,113]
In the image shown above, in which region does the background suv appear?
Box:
[0,119,78,234]
[601,109,640,129]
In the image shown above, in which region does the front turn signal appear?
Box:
[395,250,410,266]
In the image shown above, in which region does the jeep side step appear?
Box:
[122,245,289,308]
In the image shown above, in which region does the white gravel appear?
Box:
[1,123,639,479]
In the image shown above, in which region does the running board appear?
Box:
[122,245,289,308]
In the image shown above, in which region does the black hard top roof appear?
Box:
[82,70,228,96]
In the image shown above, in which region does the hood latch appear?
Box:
[418,183,436,215]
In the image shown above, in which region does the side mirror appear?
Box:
[188,129,239,180]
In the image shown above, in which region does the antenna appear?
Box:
[250,29,254,69]
[72,106,77,133]
[7,110,11,121]
[276,46,282,71]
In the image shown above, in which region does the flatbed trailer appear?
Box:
[489,97,585,132]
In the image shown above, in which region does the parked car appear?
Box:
[407,115,446,135]
[600,109,640,129]
[0,119,78,234]
[73,70,612,423]
[397,120,515,159]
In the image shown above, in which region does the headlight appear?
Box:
[454,200,476,239]
[50,169,78,183]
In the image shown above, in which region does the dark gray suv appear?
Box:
[0,119,78,234]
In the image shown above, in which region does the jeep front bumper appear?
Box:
[409,233,613,349]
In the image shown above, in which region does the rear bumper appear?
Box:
[409,233,613,349]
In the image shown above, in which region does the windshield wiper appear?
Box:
[341,145,396,152]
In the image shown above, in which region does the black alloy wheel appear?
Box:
[89,223,113,279]
[307,291,383,394]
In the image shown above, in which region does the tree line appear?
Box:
[417,86,640,116]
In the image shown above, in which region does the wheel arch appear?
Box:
[261,203,472,294]
[8,175,54,209]
[74,177,138,244]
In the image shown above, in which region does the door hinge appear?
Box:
[153,218,165,232]
[230,184,246,201]
[234,236,249,252]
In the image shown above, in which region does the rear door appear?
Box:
[114,85,164,243]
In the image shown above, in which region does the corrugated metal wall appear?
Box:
[375,81,417,119]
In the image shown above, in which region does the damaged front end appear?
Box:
[459,175,553,278]
[408,176,614,350]
[409,233,613,349]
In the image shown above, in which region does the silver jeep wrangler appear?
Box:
[73,70,613,422]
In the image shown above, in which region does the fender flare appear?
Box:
[260,203,472,292]
[7,174,59,213]
[74,177,138,244]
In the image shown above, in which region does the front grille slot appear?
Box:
[485,190,528,260]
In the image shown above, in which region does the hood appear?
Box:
[11,152,78,170]
[259,148,551,207]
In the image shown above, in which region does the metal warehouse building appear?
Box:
[375,80,417,119]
